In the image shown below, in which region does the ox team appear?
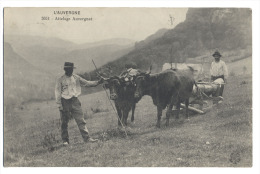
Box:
[55,51,228,146]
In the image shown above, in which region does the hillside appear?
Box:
[4,8,252,105]
[3,35,135,106]
[60,44,134,74]
[4,42,55,107]
[4,74,252,167]
[4,35,76,49]
[134,28,168,50]
[4,35,135,75]
[76,38,135,49]
[93,8,252,76]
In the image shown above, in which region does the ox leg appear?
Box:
[156,106,163,128]
[185,99,189,119]
[131,103,136,122]
[166,101,174,127]
[175,98,181,119]
[123,110,130,126]
[115,104,123,127]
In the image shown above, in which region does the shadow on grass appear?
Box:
[94,128,136,141]
[94,117,188,142]
[32,142,64,156]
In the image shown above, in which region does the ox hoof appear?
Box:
[156,123,161,128]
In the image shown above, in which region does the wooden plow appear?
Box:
[178,81,225,114]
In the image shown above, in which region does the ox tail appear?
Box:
[193,80,203,99]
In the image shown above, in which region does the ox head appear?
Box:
[133,72,151,99]
[103,76,123,100]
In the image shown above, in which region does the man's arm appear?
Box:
[210,62,214,81]
[55,78,63,110]
[77,75,100,87]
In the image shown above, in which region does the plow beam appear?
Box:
[180,103,205,114]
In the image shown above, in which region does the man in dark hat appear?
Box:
[55,62,104,146]
[210,51,228,97]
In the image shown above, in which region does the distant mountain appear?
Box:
[93,8,252,76]
[3,35,135,106]
[4,35,135,75]
[62,44,134,73]
[76,38,135,49]
[4,34,76,50]
[4,42,55,107]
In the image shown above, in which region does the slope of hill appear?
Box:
[4,74,252,167]
[4,35,135,75]
[59,44,134,74]
[76,38,135,49]
[95,8,252,76]
[228,57,252,76]
[134,28,168,50]
[4,34,76,50]
[3,35,135,106]
[10,43,134,76]
[4,42,55,107]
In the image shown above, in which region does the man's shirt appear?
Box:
[55,74,98,105]
[210,60,228,78]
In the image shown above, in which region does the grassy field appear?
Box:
[4,73,252,167]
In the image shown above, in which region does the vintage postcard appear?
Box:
[2,6,255,169]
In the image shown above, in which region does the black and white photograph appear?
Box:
[1,1,259,171]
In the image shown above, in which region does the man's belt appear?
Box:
[211,75,224,81]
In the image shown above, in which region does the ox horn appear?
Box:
[146,65,152,74]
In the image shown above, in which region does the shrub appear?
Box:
[41,132,59,152]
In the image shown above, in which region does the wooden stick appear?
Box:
[196,82,226,85]
[180,103,204,114]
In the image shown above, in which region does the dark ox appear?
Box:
[104,76,137,126]
[134,68,195,128]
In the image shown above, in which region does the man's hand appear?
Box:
[58,105,63,111]
[98,76,108,84]
[98,78,104,84]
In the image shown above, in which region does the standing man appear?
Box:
[55,62,103,145]
[210,50,228,97]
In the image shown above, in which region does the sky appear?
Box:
[4,7,188,44]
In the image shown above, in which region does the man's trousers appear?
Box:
[60,97,90,143]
